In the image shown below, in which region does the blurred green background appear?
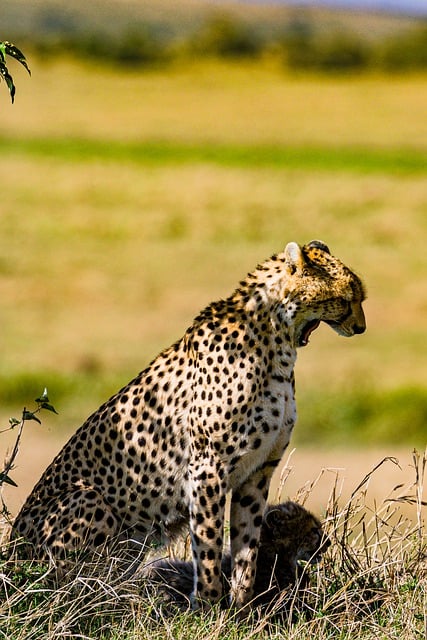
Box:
[1,0,426,450]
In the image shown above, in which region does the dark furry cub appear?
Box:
[143,501,330,611]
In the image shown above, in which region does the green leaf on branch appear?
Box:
[22,410,42,424]
[35,389,58,414]
[40,402,58,414]
[3,42,31,75]
[35,388,49,404]
[0,472,18,487]
[0,60,16,102]
[9,417,21,428]
[0,40,30,103]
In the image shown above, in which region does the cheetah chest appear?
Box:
[221,374,297,489]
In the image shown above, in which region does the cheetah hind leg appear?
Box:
[15,488,148,575]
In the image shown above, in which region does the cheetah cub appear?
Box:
[144,501,330,610]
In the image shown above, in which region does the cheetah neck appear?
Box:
[228,255,299,346]
[234,253,292,312]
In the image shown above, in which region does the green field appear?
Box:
[0,54,426,640]
[1,57,426,444]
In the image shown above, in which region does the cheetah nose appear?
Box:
[323,536,331,550]
[353,324,366,335]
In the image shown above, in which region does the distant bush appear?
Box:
[31,19,171,68]
[190,13,263,59]
[18,10,427,73]
[315,34,370,71]
[282,20,427,73]
[380,24,427,70]
[114,29,169,66]
[72,28,169,67]
[282,25,372,72]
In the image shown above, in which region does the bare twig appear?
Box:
[0,390,57,519]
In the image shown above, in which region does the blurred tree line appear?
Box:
[23,9,427,72]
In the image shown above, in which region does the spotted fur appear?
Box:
[12,240,365,610]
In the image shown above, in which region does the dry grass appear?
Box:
[1,450,425,639]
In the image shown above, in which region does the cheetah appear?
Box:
[12,240,365,610]
[144,501,330,611]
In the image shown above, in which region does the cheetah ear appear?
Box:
[306,240,331,254]
[284,242,304,275]
[264,507,285,530]
[268,501,301,524]
[279,501,301,518]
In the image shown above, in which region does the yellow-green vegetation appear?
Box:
[1,58,426,445]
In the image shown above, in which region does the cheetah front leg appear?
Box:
[188,454,228,610]
[230,440,290,609]
[229,464,272,609]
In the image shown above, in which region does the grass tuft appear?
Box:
[1,450,425,639]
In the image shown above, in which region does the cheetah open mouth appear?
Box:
[298,319,321,347]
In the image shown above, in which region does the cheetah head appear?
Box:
[262,501,331,568]
[283,240,366,348]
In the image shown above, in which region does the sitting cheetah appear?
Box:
[144,501,330,611]
[12,240,365,610]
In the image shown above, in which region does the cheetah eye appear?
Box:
[311,528,321,544]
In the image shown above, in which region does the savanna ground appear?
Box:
[0,55,426,638]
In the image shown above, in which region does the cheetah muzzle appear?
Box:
[12,240,365,611]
